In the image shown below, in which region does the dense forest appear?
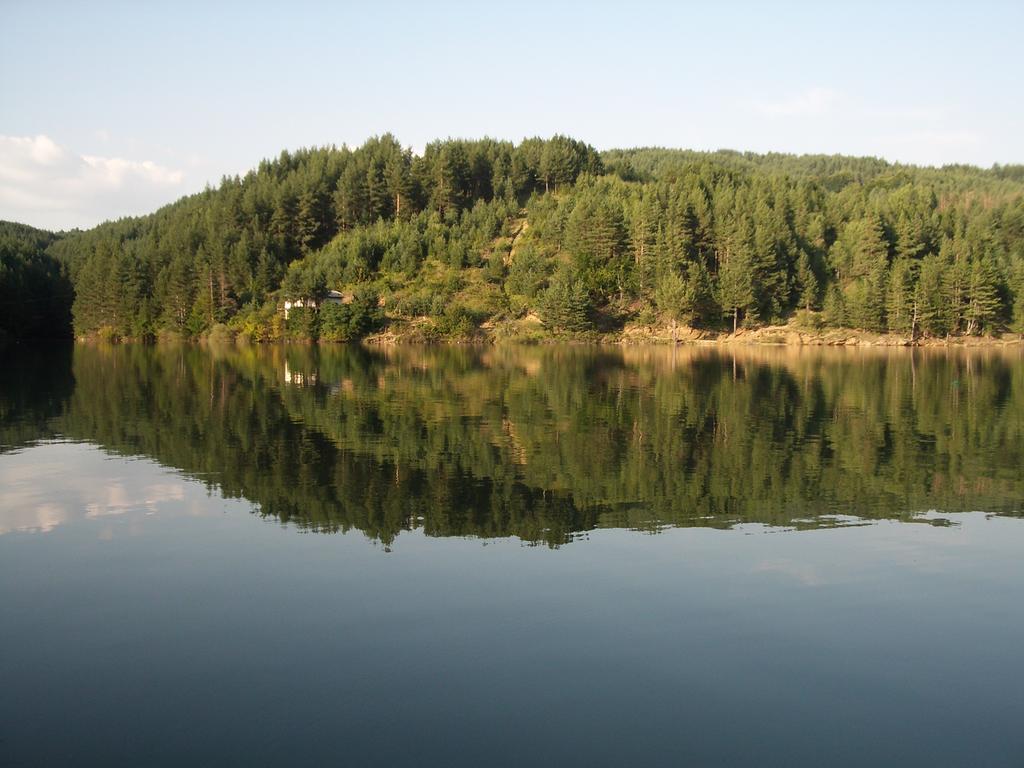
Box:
[0,222,73,341]
[4,134,1024,342]
[3,344,1022,546]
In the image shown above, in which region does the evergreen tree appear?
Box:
[630,192,661,297]
[1012,261,1024,337]
[0,222,73,339]
[718,222,756,333]
[822,283,846,327]
[385,147,412,219]
[886,257,916,335]
[916,254,949,336]
[161,252,194,329]
[942,237,970,334]
[564,192,628,301]
[795,250,819,312]
[964,254,1002,334]
[366,157,390,221]
[654,261,716,331]
[540,269,592,332]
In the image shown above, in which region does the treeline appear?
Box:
[0,222,73,340]
[17,134,1024,341]
[49,134,601,339]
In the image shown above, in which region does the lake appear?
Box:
[2,342,1023,767]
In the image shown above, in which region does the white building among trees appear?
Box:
[283,290,344,319]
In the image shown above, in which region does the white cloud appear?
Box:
[0,134,186,231]
[0,442,194,536]
[755,87,839,117]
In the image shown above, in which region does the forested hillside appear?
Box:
[0,222,73,341]
[12,134,1024,342]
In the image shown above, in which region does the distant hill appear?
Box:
[0,221,72,340]
[7,135,1024,342]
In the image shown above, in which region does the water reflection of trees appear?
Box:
[0,344,74,450]
[3,343,1022,545]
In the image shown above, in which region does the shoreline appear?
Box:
[612,324,1024,348]
[362,322,1024,349]
[56,321,1024,349]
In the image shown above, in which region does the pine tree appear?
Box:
[540,270,592,332]
[839,216,890,331]
[886,257,916,334]
[270,193,297,257]
[750,195,792,322]
[71,241,114,334]
[539,137,574,193]
[822,283,846,327]
[385,148,412,219]
[161,252,194,329]
[654,271,688,331]
[1012,261,1024,337]
[916,254,949,336]
[296,189,321,254]
[661,189,697,271]
[965,254,1002,335]
[689,188,715,263]
[334,163,368,231]
[942,237,970,335]
[428,143,470,218]
[564,193,628,301]
[630,193,661,298]
[894,215,925,262]
[655,262,716,331]
[366,157,390,221]
[717,221,756,333]
[795,250,818,312]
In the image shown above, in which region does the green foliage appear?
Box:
[1012,262,1024,335]
[822,284,846,327]
[796,250,819,312]
[793,309,824,330]
[9,133,1024,343]
[964,254,1002,335]
[285,306,318,341]
[0,222,72,339]
[207,323,234,345]
[653,271,689,323]
[229,300,282,343]
[916,254,950,336]
[886,257,916,334]
[319,291,381,342]
[718,225,756,332]
[654,262,716,327]
[563,184,629,301]
[432,303,480,338]
[540,270,593,332]
[282,259,327,303]
[844,275,886,331]
[505,243,549,300]
[830,216,889,331]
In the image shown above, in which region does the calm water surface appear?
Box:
[1,343,1023,767]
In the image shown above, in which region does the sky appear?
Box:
[1,0,1022,231]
